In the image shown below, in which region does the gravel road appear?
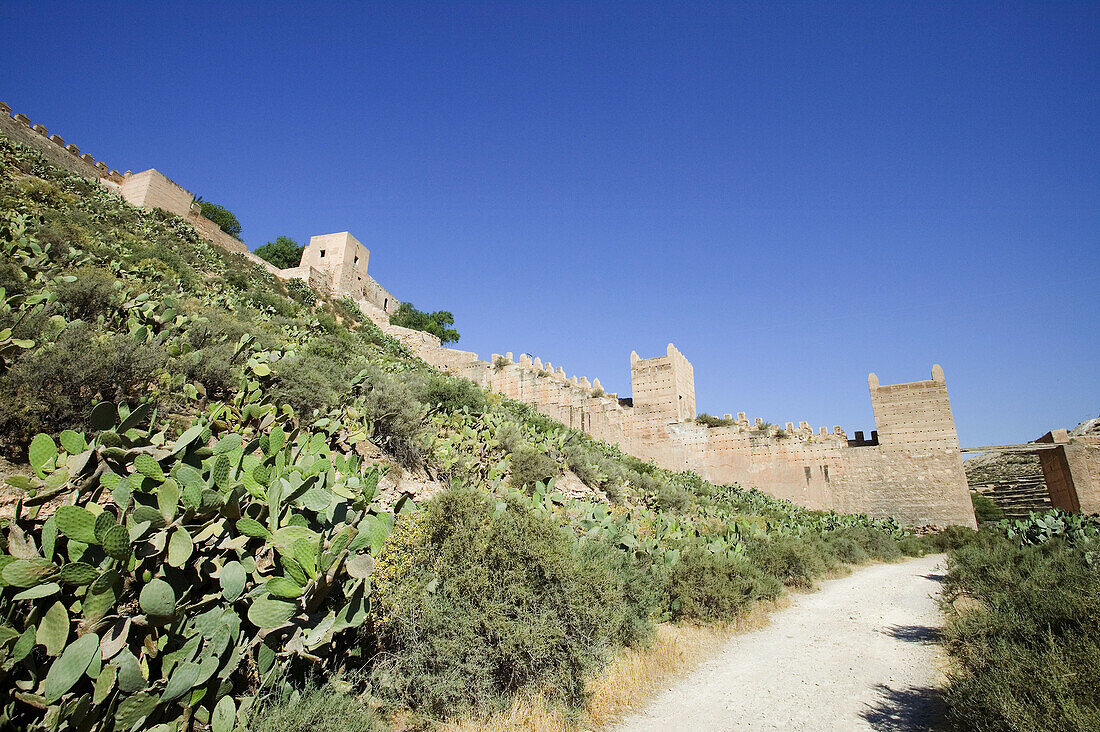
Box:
[614,554,948,732]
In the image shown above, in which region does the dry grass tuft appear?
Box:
[439,597,790,732]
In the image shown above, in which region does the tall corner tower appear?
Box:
[630,343,696,436]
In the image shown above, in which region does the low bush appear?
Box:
[0,323,167,457]
[415,373,487,415]
[666,551,781,621]
[695,412,734,428]
[370,489,648,717]
[941,533,1100,731]
[54,266,122,321]
[897,535,931,556]
[929,524,979,553]
[750,534,832,588]
[246,678,387,732]
[970,491,1005,523]
[178,342,240,400]
[509,447,560,490]
[271,353,357,423]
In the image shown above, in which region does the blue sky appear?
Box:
[2,2,1097,446]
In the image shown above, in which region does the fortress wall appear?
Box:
[0,102,122,181]
[832,446,976,526]
[360,273,399,314]
[118,169,193,215]
[0,106,977,526]
[1037,433,1100,515]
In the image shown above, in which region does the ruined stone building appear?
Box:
[8,101,1094,528]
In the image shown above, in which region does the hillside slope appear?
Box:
[0,136,926,731]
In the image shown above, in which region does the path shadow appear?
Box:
[861,683,948,731]
[882,624,942,645]
[921,572,947,582]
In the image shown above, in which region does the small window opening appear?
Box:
[384,298,388,311]
[354,255,359,264]
[804,466,812,484]
[822,465,830,482]
[319,250,326,258]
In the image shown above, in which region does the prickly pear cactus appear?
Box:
[0,400,392,731]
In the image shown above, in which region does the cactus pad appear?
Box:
[247,596,296,628]
[3,558,59,587]
[43,631,99,702]
[54,506,98,545]
[133,454,165,482]
[59,562,98,586]
[220,561,246,602]
[138,578,176,617]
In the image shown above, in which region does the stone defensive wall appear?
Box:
[0,102,278,275]
[0,104,977,527]
[384,332,975,528]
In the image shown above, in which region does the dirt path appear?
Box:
[614,554,948,732]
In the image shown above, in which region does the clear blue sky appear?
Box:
[3,2,1097,446]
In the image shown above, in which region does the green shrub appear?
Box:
[197,198,242,239]
[355,367,428,466]
[286,278,317,306]
[255,235,304,269]
[929,525,979,552]
[897,535,931,557]
[509,446,559,490]
[0,323,167,457]
[246,678,387,732]
[54,266,122,321]
[245,287,301,318]
[370,489,642,716]
[750,534,831,588]
[178,342,240,399]
[970,491,1004,523]
[415,373,487,415]
[825,534,870,563]
[667,551,781,621]
[695,412,734,428]
[941,535,1100,731]
[844,525,902,561]
[389,302,459,344]
[271,353,356,422]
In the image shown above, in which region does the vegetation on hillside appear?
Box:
[254,235,304,269]
[388,301,459,344]
[195,197,242,240]
[940,510,1100,732]
[0,135,966,730]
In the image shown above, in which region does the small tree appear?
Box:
[195,197,242,240]
[389,302,460,344]
[255,235,304,269]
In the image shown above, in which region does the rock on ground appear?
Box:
[614,554,948,732]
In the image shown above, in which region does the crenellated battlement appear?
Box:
[0,101,125,183]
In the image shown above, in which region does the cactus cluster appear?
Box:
[0,400,395,731]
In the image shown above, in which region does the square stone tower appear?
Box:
[630,343,696,438]
[299,232,370,297]
[868,364,960,449]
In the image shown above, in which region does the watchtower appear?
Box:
[630,343,696,437]
[299,232,370,296]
